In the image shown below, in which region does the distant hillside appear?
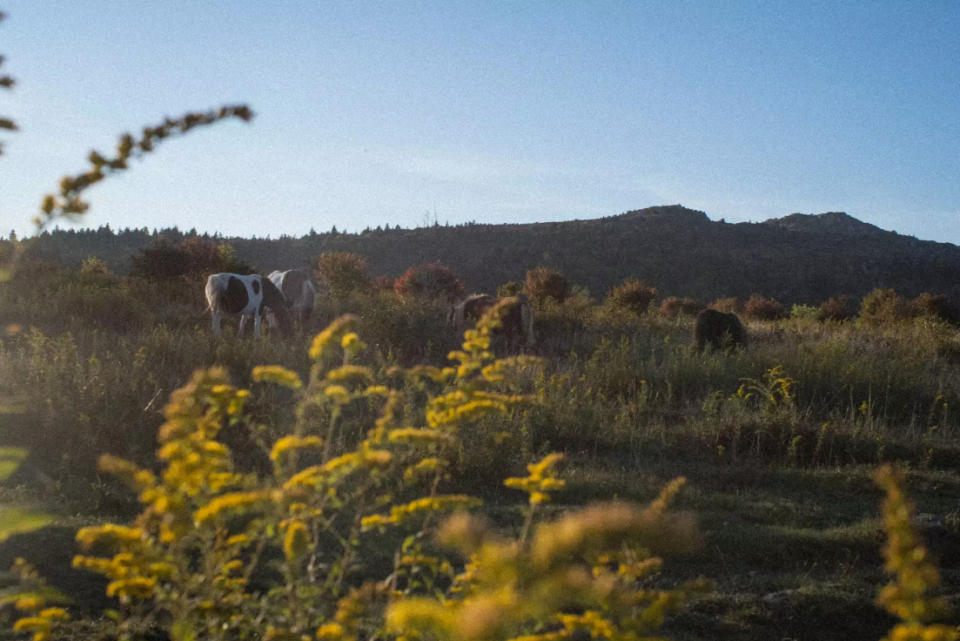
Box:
[16,205,960,305]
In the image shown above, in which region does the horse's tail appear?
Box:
[452,300,467,329]
[300,279,316,323]
[204,274,223,314]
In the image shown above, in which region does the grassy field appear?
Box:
[2,263,959,640]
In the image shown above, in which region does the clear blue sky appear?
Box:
[2,1,959,243]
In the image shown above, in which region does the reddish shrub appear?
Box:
[394,262,465,302]
[818,296,852,322]
[708,297,741,314]
[659,296,705,318]
[525,267,571,305]
[605,279,658,316]
[743,294,786,321]
[314,252,371,299]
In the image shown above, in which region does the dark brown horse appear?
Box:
[693,309,747,352]
[449,293,536,349]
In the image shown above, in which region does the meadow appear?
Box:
[2,256,960,641]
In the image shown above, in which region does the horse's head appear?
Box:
[261,277,295,336]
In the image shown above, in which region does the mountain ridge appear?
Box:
[15,205,960,306]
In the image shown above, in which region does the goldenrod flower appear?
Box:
[252,365,303,390]
[316,622,344,640]
[193,491,271,526]
[388,428,455,446]
[106,576,157,600]
[309,315,357,361]
[283,521,310,561]
[37,608,69,621]
[14,597,42,611]
[324,385,351,405]
[76,524,145,549]
[270,435,324,462]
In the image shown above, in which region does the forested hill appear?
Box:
[15,205,960,304]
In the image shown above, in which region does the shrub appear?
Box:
[393,262,465,302]
[79,255,109,276]
[497,280,523,298]
[525,267,571,305]
[314,252,371,299]
[818,295,852,322]
[605,278,658,316]
[743,294,786,321]
[130,237,252,280]
[659,296,705,318]
[372,274,395,291]
[789,304,819,320]
[707,297,740,313]
[859,288,910,324]
[910,292,958,324]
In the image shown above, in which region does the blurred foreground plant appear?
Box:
[874,465,958,641]
[30,314,705,640]
[387,462,705,641]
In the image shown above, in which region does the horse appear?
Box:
[693,309,747,352]
[205,273,292,338]
[449,293,536,350]
[268,269,317,328]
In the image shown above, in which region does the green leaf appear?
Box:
[0,447,27,482]
[0,585,72,607]
[0,506,52,543]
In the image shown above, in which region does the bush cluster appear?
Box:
[605,278,658,316]
[314,252,372,299]
[393,262,465,302]
[525,267,571,305]
[130,237,253,281]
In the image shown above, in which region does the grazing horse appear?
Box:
[449,293,536,350]
[205,273,292,338]
[268,269,316,328]
[693,309,747,352]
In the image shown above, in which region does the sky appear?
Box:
[1,1,959,243]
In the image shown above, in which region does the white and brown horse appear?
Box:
[449,293,536,349]
[205,273,292,338]
[268,269,316,328]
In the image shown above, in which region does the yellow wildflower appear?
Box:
[14,597,42,611]
[316,622,344,640]
[326,364,374,385]
[324,384,351,404]
[284,521,310,561]
[271,435,324,462]
[106,576,157,600]
[38,608,69,621]
[193,491,271,526]
[388,428,455,446]
[309,315,357,361]
[76,524,145,549]
[252,365,303,390]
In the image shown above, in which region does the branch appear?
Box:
[35,105,254,230]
